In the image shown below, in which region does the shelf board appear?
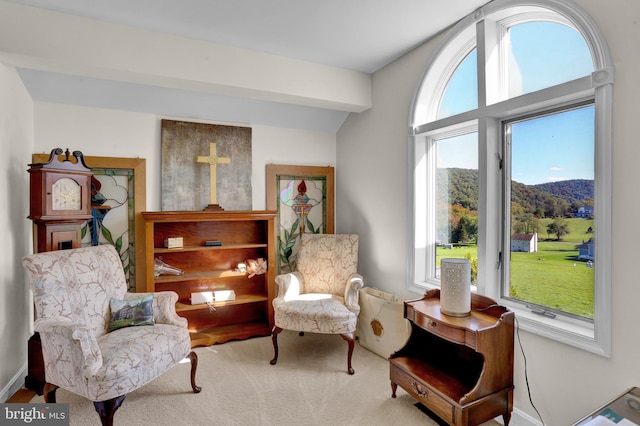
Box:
[154,242,267,254]
[142,210,276,222]
[189,322,271,347]
[177,294,268,312]
[155,269,248,283]
[390,356,473,403]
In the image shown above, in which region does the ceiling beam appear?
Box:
[0,2,372,113]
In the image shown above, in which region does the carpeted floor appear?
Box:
[32,331,502,425]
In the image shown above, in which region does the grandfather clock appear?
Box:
[26,147,92,394]
[28,148,93,252]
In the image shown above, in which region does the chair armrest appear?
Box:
[125,291,187,328]
[344,273,365,314]
[34,317,103,377]
[274,272,305,300]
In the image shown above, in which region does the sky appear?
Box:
[436,21,595,186]
[511,105,594,185]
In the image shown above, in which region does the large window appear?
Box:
[506,104,595,319]
[409,0,613,355]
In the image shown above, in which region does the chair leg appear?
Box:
[93,395,126,426]
[42,383,58,403]
[186,350,202,393]
[270,326,282,365]
[340,332,356,375]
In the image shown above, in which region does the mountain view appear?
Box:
[436,168,596,319]
[438,168,594,217]
[532,180,594,204]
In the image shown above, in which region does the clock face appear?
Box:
[52,177,81,210]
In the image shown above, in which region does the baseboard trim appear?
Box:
[0,364,26,403]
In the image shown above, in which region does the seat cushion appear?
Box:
[86,323,191,401]
[273,295,358,334]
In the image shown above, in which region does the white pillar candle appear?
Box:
[440,258,471,317]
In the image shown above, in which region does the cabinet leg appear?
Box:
[43,383,58,403]
[391,382,397,398]
[503,412,511,426]
[26,333,46,395]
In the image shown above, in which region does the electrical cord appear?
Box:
[471,304,502,312]
[472,305,546,425]
[515,314,546,426]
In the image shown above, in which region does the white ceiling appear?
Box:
[4,0,489,131]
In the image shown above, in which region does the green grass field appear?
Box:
[436,218,595,318]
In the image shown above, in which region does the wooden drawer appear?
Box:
[411,312,465,344]
[391,363,454,424]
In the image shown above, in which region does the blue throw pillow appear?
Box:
[109,294,154,332]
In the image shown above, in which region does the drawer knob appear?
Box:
[428,320,437,328]
[411,381,428,398]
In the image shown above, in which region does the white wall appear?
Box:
[33,103,337,211]
[0,62,34,402]
[337,0,640,424]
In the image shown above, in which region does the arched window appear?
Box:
[409,0,613,355]
[437,49,478,119]
[505,21,593,98]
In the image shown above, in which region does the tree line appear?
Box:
[437,168,594,244]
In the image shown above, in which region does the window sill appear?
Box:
[409,282,610,357]
[505,301,609,357]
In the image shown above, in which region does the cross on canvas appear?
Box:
[161,120,252,211]
[196,142,231,204]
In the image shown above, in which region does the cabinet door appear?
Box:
[35,222,82,252]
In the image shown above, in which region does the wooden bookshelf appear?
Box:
[142,210,276,347]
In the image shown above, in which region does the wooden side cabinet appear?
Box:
[142,210,276,347]
[390,289,514,426]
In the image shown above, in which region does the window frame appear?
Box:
[412,122,479,290]
[408,0,614,356]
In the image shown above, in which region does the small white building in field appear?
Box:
[578,238,595,261]
[511,233,538,253]
[575,205,594,218]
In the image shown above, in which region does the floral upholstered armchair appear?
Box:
[21,245,201,426]
[270,234,364,374]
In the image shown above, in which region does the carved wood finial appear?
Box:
[29,148,92,172]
